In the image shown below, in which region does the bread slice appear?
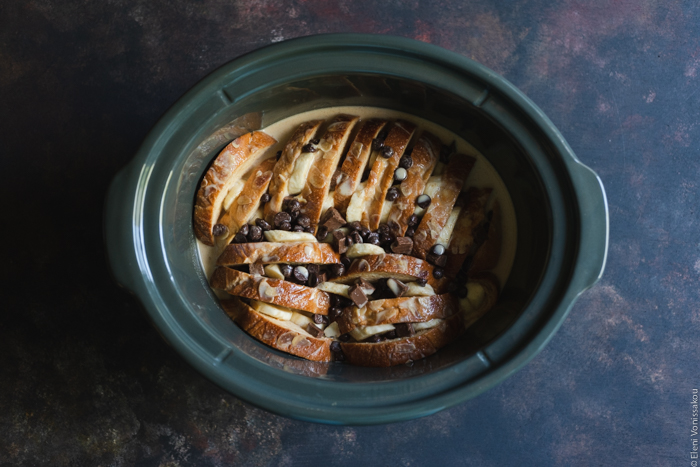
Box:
[444,188,492,277]
[336,293,459,334]
[339,313,463,367]
[216,242,340,266]
[385,132,441,235]
[470,201,502,274]
[333,119,388,214]
[264,120,322,223]
[329,254,448,291]
[221,298,331,362]
[412,154,476,259]
[211,267,331,315]
[461,273,499,329]
[299,114,359,225]
[194,131,277,246]
[216,157,276,246]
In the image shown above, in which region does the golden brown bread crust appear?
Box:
[412,154,476,259]
[264,120,323,223]
[330,254,448,291]
[221,298,332,362]
[216,242,340,266]
[470,201,502,275]
[336,293,459,334]
[211,267,331,315]
[194,131,277,246]
[444,188,492,277]
[385,132,441,235]
[462,272,500,329]
[339,313,463,367]
[333,119,388,214]
[217,157,276,246]
[299,114,359,225]
[363,121,416,230]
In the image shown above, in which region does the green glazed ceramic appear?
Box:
[104,34,608,425]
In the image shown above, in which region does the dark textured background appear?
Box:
[2,1,698,465]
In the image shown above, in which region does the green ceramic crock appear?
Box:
[104,34,608,425]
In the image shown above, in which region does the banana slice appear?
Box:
[324,321,340,338]
[323,191,335,212]
[251,300,293,321]
[264,264,285,280]
[459,282,485,312]
[349,323,395,341]
[288,152,315,195]
[435,206,462,247]
[222,179,246,211]
[345,182,366,222]
[345,243,386,258]
[380,200,393,224]
[263,230,317,243]
[316,282,351,297]
[404,282,435,296]
[412,319,443,331]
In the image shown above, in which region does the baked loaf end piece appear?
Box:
[194,131,277,246]
[461,272,500,329]
[444,187,492,277]
[340,313,463,367]
[221,298,332,362]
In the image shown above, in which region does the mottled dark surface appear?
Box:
[1,1,698,465]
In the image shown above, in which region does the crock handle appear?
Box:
[570,160,609,292]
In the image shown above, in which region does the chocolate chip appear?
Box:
[213,224,228,237]
[249,263,265,276]
[398,155,413,169]
[377,223,390,233]
[391,236,413,255]
[387,220,401,236]
[304,226,315,234]
[306,264,320,275]
[274,211,292,227]
[427,251,447,267]
[238,224,249,236]
[306,324,323,337]
[247,225,263,242]
[394,167,408,182]
[430,244,446,256]
[293,225,305,232]
[280,264,293,278]
[372,137,385,150]
[358,226,371,239]
[408,214,419,226]
[387,278,408,297]
[276,150,282,158]
[333,351,345,361]
[416,194,431,209]
[329,263,345,278]
[233,232,248,243]
[338,333,351,342]
[313,313,324,324]
[350,231,363,245]
[311,138,320,145]
[286,199,301,213]
[329,340,342,353]
[379,231,394,245]
[457,285,469,298]
[380,146,394,158]
[395,323,414,338]
[433,267,445,279]
[348,283,368,308]
[366,232,380,245]
[416,276,428,287]
[405,227,415,238]
[302,143,317,153]
[316,225,329,241]
[386,186,399,201]
[308,273,319,287]
[260,193,271,203]
[320,207,346,231]
[365,334,384,343]
[347,221,362,231]
[279,221,292,231]
[293,266,309,283]
[255,218,272,231]
[340,256,352,269]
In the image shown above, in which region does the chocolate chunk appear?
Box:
[415,276,428,287]
[293,225,305,232]
[377,223,390,234]
[329,263,345,278]
[249,263,265,276]
[287,199,301,213]
[337,236,352,254]
[293,266,309,283]
[302,143,317,153]
[457,285,469,298]
[348,283,369,308]
[385,330,397,339]
[372,137,385,151]
[366,232,380,245]
[238,224,249,236]
[385,186,399,201]
[304,226,315,234]
[308,273,319,287]
[332,229,346,241]
[430,243,446,256]
[408,214,419,226]
[433,267,445,279]
[279,221,292,231]
[306,324,323,337]
[315,225,329,240]
[416,194,431,209]
[405,227,415,238]
[387,278,408,297]
[212,223,228,237]
[338,333,351,342]
[387,220,401,236]
[394,323,414,338]
[398,155,413,169]
[255,218,272,231]
[340,256,352,269]
[317,272,327,284]
[274,211,292,227]
[260,193,271,204]
[320,207,346,231]
[350,231,363,245]
[391,236,414,255]
[247,225,263,242]
[365,334,385,343]
[380,146,394,158]
[233,232,248,243]
[330,169,342,191]
[357,277,376,295]
[313,313,324,325]
[427,251,447,268]
[280,264,293,278]
[394,167,408,182]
